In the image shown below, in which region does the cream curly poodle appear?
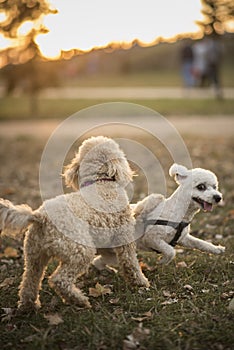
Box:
[0,136,149,310]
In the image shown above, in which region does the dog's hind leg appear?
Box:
[18,224,50,310]
[49,262,91,308]
[114,242,150,287]
[49,245,95,308]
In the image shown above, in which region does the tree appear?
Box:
[0,0,57,115]
[0,0,57,63]
[197,0,234,36]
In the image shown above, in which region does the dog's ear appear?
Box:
[169,163,189,184]
[63,153,80,190]
[107,157,134,186]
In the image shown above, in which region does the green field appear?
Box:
[0,97,234,120]
[65,65,234,88]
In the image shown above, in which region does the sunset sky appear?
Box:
[1,0,205,59]
[36,0,203,58]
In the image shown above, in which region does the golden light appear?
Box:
[35,33,61,59]
[0,12,7,22]
[34,0,203,59]
[225,20,234,32]
[17,21,34,36]
[0,34,12,50]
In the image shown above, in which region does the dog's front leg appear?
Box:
[114,242,150,288]
[156,240,176,265]
[180,234,225,254]
[144,235,176,264]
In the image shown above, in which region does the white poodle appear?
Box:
[0,136,149,311]
[94,163,225,269]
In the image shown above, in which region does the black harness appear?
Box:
[143,219,190,252]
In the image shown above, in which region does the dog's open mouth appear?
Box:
[192,197,213,212]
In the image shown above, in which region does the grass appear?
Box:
[0,133,234,349]
[0,97,234,120]
[0,242,233,349]
[64,65,234,88]
[65,70,183,87]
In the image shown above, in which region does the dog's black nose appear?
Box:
[213,194,222,203]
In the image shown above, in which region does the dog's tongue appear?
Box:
[204,202,213,212]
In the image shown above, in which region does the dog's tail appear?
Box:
[0,198,39,238]
[132,194,164,219]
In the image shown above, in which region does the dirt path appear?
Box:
[0,116,233,139]
[38,87,234,99]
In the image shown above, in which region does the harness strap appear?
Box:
[144,219,190,248]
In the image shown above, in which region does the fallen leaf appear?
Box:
[176,261,188,268]
[142,310,152,318]
[0,247,18,259]
[123,339,137,350]
[89,282,112,298]
[202,289,210,294]
[123,323,150,349]
[163,290,171,298]
[161,298,178,305]
[22,334,39,343]
[113,308,123,315]
[44,313,63,326]
[0,277,15,289]
[222,280,230,286]
[221,291,234,300]
[176,248,184,254]
[206,224,217,230]
[221,292,230,300]
[184,284,193,291]
[139,261,152,271]
[1,307,14,322]
[131,310,152,322]
[0,259,14,265]
[131,316,146,322]
[109,298,119,304]
[228,209,234,218]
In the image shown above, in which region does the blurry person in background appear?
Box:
[181,41,195,87]
[206,35,223,99]
[192,36,223,99]
[192,38,209,87]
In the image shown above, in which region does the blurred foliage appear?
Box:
[0,0,57,64]
[197,0,234,35]
[0,0,56,38]
[0,0,57,112]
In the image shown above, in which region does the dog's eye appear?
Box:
[197,184,206,191]
[212,185,217,190]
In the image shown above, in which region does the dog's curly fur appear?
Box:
[93,163,225,270]
[0,136,149,310]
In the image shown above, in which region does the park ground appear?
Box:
[0,84,233,349]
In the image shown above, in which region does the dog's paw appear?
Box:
[158,257,173,265]
[215,245,225,254]
[92,257,106,271]
[17,300,41,314]
[158,250,175,265]
[133,274,150,288]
